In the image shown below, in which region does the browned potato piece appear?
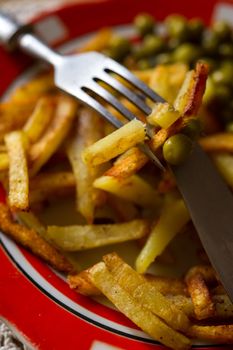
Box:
[68,270,101,296]
[5,131,29,210]
[0,203,73,273]
[187,325,233,343]
[89,262,190,350]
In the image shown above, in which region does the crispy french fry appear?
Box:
[67,108,105,223]
[144,274,188,296]
[29,95,77,175]
[29,171,75,204]
[82,119,146,166]
[23,97,55,143]
[103,253,190,331]
[68,270,101,296]
[185,265,216,320]
[5,131,29,210]
[147,102,180,129]
[10,73,54,103]
[89,262,190,350]
[200,133,233,153]
[17,210,47,237]
[187,325,233,343]
[78,28,113,53]
[168,294,233,319]
[93,175,161,207]
[107,195,138,221]
[149,63,188,104]
[133,69,154,84]
[136,197,190,274]
[47,219,148,251]
[0,204,73,272]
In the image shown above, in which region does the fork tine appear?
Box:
[105,59,165,103]
[87,81,137,122]
[97,71,152,115]
[78,89,123,128]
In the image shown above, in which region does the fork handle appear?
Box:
[0,12,62,66]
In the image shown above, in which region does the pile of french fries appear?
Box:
[0,28,233,348]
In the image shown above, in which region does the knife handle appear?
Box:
[0,12,31,50]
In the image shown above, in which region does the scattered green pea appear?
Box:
[108,36,131,61]
[212,21,232,41]
[173,43,201,64]
[162,134,193,165]
[134,13,155,36]
[134,35,164,59]
[218,43,233,58]
[189,18,204,40]
[202,30,220,55]
[165,15,189,41]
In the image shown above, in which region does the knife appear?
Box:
[172,142,233,301]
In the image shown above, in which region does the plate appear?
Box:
[0,0,232,349]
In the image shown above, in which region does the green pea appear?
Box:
[211,65,233,86]
[212,21,232,41]
[218,43,233,58]
[173,43,201,64]
[202,30,220,55]
[203,76,216,104]
[182,119,202,139]
[108,36,131,61]
[225,121,233,133]
[134,35,164,59]
[163,134,193,165]
[137,59,151,70]
[167,37,183,51]
[165,15,189,41]
[155,53,173,64]
[189,18,204,40]
[134,13,155,36]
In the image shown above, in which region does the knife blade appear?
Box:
[172,142,233,302]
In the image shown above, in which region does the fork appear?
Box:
[0,12,165,170]
[1,12,233,302]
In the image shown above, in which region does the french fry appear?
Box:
[5,131,29,210]
[23,97,55,143]
[185,265,216,320]
[17,210,47,238]
[82,119,146,166]
[149,63,188,104]
[147,102,180,129]
[93,174,161,207]
[187,325,233,343]
[47,219,148,251]
[136,197,190,274]
[213,153,233,188]
[0,203,73,272]
[89,262,190,350]
[168,294,233,319]
[68,270,101,296]
[67,108,106,223]
[9,72,54,103]
[29,95,77,175]
[107,195,138,221]
[200,133,233,153]
[78,28,113,53]
[103,253,190,331]
[29,171,76,204]
[144,275,188,296]
[0,153,9,171]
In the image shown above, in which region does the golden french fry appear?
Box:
[103,253,190,331]
[83,119,146,166]
[23,97,55,143]
[29,171,76,204]
[200,133,233,153]
[136,197,190,274]
[89,262,190,350]
[93,174,161,207]
[68,270,101,296]
[0,204,73,272]
[144,274,188,296]
[185,265,216,320]
[47,219,148,251]
[29,95,77,175]
[147,102,180,129]
[187,325,233,343]
[78,28,113,53]
[5,131,29,210]
[67,108,106,223]
[149,63,188,104]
